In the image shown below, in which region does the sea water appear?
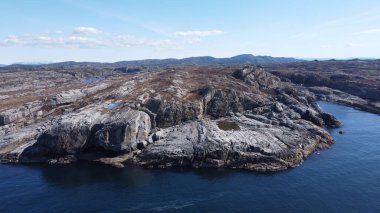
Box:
[0,102,379,212]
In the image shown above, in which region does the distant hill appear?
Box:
[1,54,302,70]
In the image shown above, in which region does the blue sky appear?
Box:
[0,0,380,63]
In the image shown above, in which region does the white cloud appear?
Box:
[173,30,225,44]
[73,26,102,35]
[174,30,224,37]
[3,35,21,44]
[53,30,63,34]
[0,27,174,48]
[0,27,224,48]
[356,28,380,34]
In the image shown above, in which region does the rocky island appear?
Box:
[1,56,378,172]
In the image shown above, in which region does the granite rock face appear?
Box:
[0,64,343,171]
[93,109,151,152]
[19,105,151,162]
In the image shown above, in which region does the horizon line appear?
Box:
[1,54,379,66]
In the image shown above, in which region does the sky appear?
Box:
[0,0,380,64]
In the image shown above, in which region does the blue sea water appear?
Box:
[82,76,106,84]
[0,102,380,212]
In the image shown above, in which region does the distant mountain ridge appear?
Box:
[1,54,302,70]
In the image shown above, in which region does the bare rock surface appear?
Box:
[135,116,332,171]
[309,86,380,114]
[93,109,151,152]
[265,60,380,113]
[0,64,346,171]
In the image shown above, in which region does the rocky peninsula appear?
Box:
[2,58,377,172]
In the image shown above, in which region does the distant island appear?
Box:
[1,54,302,70]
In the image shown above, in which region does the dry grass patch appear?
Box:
[217,120,240,131]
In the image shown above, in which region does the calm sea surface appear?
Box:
[0,102,379,212]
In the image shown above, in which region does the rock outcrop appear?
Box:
[93,109,151,152]
[0,101,44,126]
[135,115,333,172]
[265,60,380,105]
[18,104,151,163]
[309,86,380,115]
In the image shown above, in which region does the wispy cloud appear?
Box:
[173,30,225,43]
[290,32,319,39]
[0,27,224,48]
[174,30,224,37]
[356,28,380,34]
[73,26,102,35]
[0,27,174,48]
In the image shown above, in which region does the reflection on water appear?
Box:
[41,163,153,188]
[40,164,239,187]
[1,101,380,212]
[82,76,106,84]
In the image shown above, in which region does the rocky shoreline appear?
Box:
[0,64,353,172]
[265,60,380,115]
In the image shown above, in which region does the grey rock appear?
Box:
[135,116,333,172]
[0,101,44,126]
[93,109,151,152]
[21,104,150,158]
[321,112,342,128]
[310,86,380,114]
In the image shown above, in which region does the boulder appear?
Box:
[321,112,342,128]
